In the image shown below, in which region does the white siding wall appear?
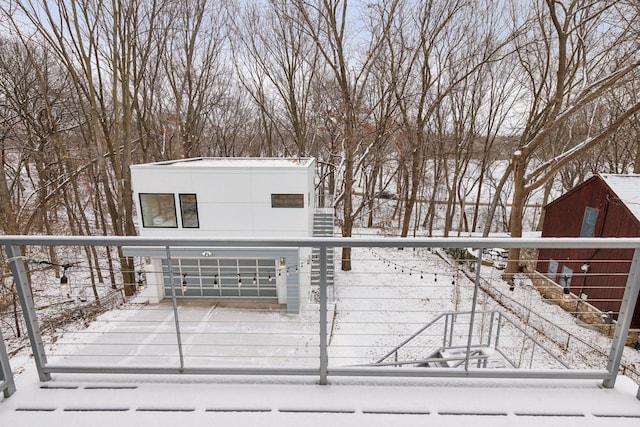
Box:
[131,159,315,238]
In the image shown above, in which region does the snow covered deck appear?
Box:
[2,370,639,426]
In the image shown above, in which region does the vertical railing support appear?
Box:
[166,246,185,371]
[529,339,535,369]
[319,245,328,385]
[0,324,16,397]
[464,250,484,372]
[5,245,51,382]
[495,312,502,350]
[603,248,640,389]
[487,311,496,348]
[443,314,449,349]
[448,313,454,347]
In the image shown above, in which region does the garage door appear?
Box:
[162,258,278,298]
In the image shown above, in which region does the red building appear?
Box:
[537,174,640,329]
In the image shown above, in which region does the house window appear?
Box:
[179,194,199,228]
[271,194,304,208]
[140,193,177,228]
[580,207,599,237]
[546,259,558,281]
[560,266,573,288]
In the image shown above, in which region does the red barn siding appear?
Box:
[537,176,640,329]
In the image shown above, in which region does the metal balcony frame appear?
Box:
[0,322,16,398]
[1,235,639,400]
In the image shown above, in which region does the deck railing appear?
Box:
[0,235,639,400]
[374,310,571,369]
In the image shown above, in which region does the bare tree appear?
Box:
[498,0,640,277]
[6,0,177,293]
[162,1,229,159]
[291,0,391,270]
[230,1,320,157]
[384,0,511,238]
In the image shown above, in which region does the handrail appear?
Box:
[496,312,571,369]
[2,235,640,248]
[375,310,570,369]
[375,312,453,363]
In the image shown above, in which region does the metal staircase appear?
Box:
[372,311,569,370]
[311,209,335,291]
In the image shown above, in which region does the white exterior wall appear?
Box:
[131,158,315,237]
[129,158,316,312]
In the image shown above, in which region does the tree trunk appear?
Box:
[341,138,355,270]
[505,153,526,280]
[401,146,423,237]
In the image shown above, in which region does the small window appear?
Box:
[546,259,558,281]
[271,194,304,208]
[179,194,199,228]
[560,266,573,288]
[580,207,599,237]
[139,194,177,228]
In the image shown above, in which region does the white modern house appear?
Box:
[124,157,332,314]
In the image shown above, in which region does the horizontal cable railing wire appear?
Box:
[0,236,639,388]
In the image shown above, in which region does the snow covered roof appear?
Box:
[134,157,315,169]
[601,174,640,223]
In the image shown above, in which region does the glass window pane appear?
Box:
[271,194,304,208]
[561,266,573,288]
[580,207,599,237]
[180,194,199,228]
[140,194,177,227]
[546,259,558,281]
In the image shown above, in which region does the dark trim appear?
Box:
[271,193,304,208]
[139,193,178,228]
[179,193,200,228]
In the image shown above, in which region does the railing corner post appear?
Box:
[319,245,328,385]
[603,247,640,389]
[5,245,51,382]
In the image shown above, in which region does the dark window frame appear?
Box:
[271,193,304,208]
[139,193,178,228]
[580,207,599,237]
[546,259,559,281]
[179,194,200,228]
[560,265,573,288]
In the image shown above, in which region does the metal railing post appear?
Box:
[487,311,496,348]
[5,245,51,381]
[166,246,185,371]
[495,312,502,350]
[0,324,16,397]
[603,247,640,389]
[443,314,449,348]
[529,339,535,369]
[448,313,454,347]
[464,250,484,372]
[319,245,328,385]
